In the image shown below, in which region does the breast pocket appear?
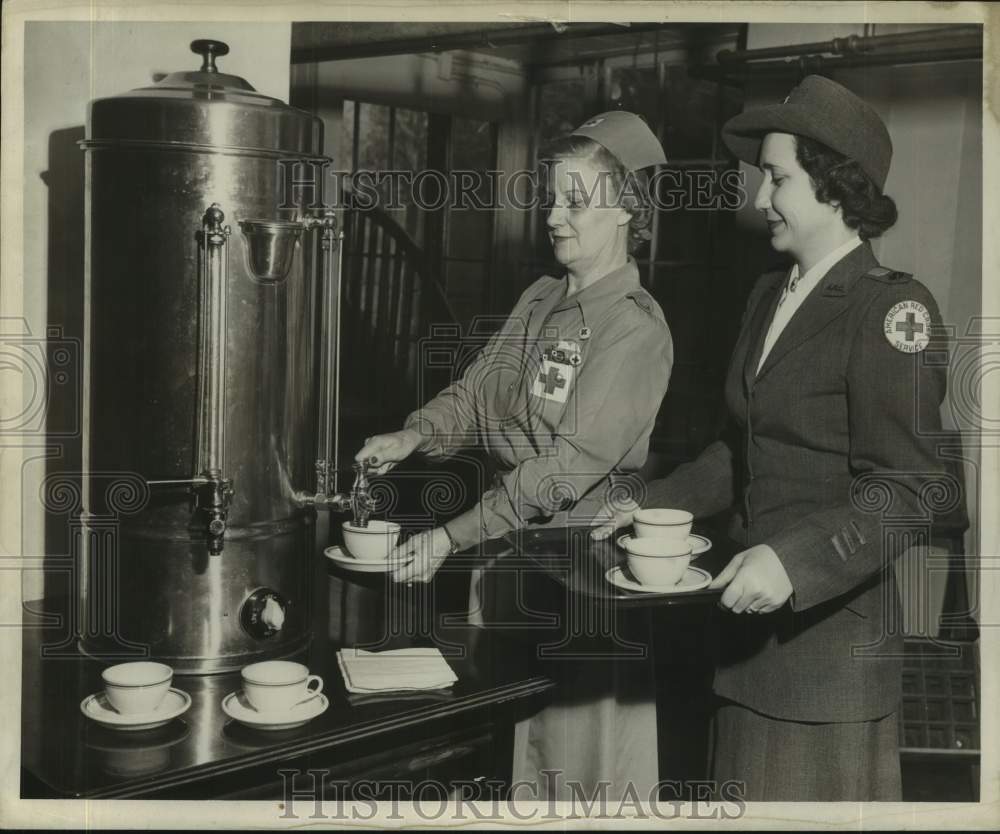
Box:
[528,356,575,434]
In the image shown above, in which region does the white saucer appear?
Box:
[221,690,328,730]
[80,688,191,731]
[605,565,713,595]
[324,545,413,573]
[616,533,711,556]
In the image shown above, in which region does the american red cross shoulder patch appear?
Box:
[883,300,931,353]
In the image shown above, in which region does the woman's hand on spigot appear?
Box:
[354,429,421,476]
[389,527,452,584]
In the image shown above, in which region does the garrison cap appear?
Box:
[570,111,667,172]
[721,75,892,190]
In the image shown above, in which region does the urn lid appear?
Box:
[85,40,324,157]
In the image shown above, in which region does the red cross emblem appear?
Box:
[538,366,566,395]
[894,312,925,342]
[532,359,573,402]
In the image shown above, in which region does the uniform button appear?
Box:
[508,382,515,390]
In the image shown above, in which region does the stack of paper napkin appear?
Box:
[336,647,458,694]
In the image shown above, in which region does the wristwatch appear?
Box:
[442,524,461,555]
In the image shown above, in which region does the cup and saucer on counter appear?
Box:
[80,661,191,731]
[324,520,413,573]
[221,660,328,730]
[606,509,712,595]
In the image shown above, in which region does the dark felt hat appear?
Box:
[721,75,892,190]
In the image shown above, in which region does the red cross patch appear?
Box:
[883,300,931,353]
[532,359,573,403]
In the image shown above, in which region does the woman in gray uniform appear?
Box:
[597,76,963,801]
[356,111,673,800]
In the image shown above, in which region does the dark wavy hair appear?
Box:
[793,135,898,240]
[538,135,655,255]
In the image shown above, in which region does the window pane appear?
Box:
[657,205,711,263]
[341,99,356,173]
[451,117,494,171]
[537,79,588,148]
[661,66,722,159]
[607,66,660,130]
[445,118,496,314]
[443,259,489,326]
[391,107,428,245]
[356,102,391,172]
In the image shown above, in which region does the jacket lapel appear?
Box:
[740,274,785,393]
[755,243,877,384]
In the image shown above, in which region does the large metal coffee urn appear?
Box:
[79,40,363,673]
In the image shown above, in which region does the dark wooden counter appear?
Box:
[21,523,736,799]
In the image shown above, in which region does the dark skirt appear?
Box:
[710,699,902,801]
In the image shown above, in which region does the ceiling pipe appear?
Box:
[290,22,677,64]
[692,43,982,84]
[714,25,981,66]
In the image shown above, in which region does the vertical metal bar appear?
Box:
[195,224,210,474]
[217,221,229,474]
[332,229,344,495]
[199,204,229,478]
[316,214,336,476]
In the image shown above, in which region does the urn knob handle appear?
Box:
[191,39,230,73]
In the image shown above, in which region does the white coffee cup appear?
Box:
[342,520,401,561]
[623,538,693,586]
[102,661,173,715]
[633,508,693,542]
[241,661,323,713]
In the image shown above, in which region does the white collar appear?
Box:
[787,236,863,293]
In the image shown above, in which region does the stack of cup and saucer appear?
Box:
[221,661,328,731]
[80,661,191,731]
[606,509,713,595]
[324,520,413,573]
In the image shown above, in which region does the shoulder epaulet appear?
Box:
[624,289,669,326]
[863,266,913,284]
[625,289,654,314]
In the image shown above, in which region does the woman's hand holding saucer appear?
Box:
[709,544,793,614]
[389,528,452,584]
[589,497,640,541]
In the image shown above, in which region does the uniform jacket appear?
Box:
[406,259,674,551]
[645,241,963,722]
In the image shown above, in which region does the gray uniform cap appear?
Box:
[721,75,892,190]
[570,111,667,172]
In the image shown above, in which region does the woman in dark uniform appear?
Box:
[356,112,673,799]
[597,76,963,800]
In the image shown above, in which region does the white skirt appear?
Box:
[469,557,659,801]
